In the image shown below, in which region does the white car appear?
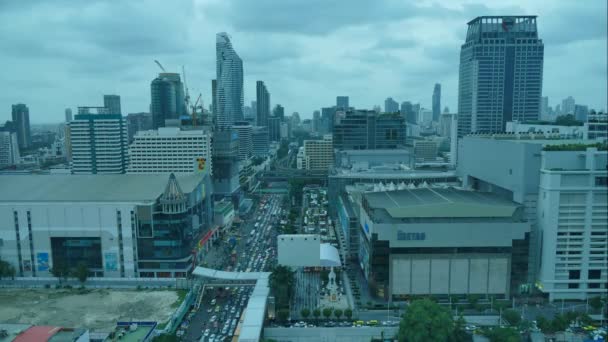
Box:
[203,328,210,336]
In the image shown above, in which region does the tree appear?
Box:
[555,114,583,126]
[344,308,353,320]
[589,296,604,311]
[449,314,472,342]
[50,259,70,284]
[467,294,480,310]
[269,265,295,309]
[485,327,519,342]
[398,298,453,342]
[73,262,89,285]
[502,309,521,326]
[0,259,16,280]
[322,307,333,320]
[300,308,310,320]
[277,309,289,323]
[313,308,321,322]
[536,316,551,333]
[334,308,343,320]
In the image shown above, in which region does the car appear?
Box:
[203,328,211,336]
[211,299,216,305]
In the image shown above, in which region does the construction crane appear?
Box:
[154,60,166,72]
[191,93,202,127]
[182,65,191,114]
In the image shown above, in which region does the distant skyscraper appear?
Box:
[561,96,575,115]
[65,108,73,122]
[268,117,281,142]
[336,96,349,109]
[211,79,217,116]
[312,110,321,133]
[70,107,128,174]
[400,101,416,124]
[384,97,399,113]
[11,103,31,150]
[256,81,270,127]
[251,126,270,157]
[432,83,441,122]
[216,32,244,129]
[574,104,589,122]
[126,112,153,143]
[457,16,544,136]
[541,96,549,119]
[151,73,185,129]
[232,121,253,161]
[333,110,406,150]
[273,104,285,121]
[104,95,122,115]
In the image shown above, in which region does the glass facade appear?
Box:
[51,237,103,270]
[333,110,406,150]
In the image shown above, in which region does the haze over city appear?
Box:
[0,0,606,123]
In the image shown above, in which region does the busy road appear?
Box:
[178,194,283,342]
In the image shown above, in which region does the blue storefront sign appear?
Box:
[36,252,49,272]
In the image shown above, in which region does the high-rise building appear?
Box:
[574,104,589,122]
[458,16,544,136]
[212,130,241,203]
[251,126,269,157]
[104,95,122,115]
[400,101,416,124]
[321,106,336,133]
[333,110,406,150]
[336,96,349,109]
[312,110,321,133]
[432,83,441,122]
[296,135,333,170]
[151,73,185,129]
[65,108,73,123]
[127,127,212,174]
[216,32,244,129]
[0,131,20,168]
[268,117,281,142]
[384,97,399,113]
[256,81,270,127]
[211,79,217,116]
[272,104,284,121]
[418,108,433,126]
[232,121,253,161]
[70,107,128,174]
[561,96,575,115]
[540,96,549,119]
[11,103,31,150]
[126,112,153,143]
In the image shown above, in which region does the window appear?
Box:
[595,176,608,187]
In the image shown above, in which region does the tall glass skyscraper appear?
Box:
[256,81,270,127]
[432,83,441,122]
[216,32,244,130]
[11,103,31,150]
[457,16,544,136]
[151,73,185,129]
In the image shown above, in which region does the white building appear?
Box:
[0,173,213,279]
[0,131,20,168]
[413,140,439,162]
[297,135,333,171]
[127,127,212,174]
[277,234,341,267]
[70,108,128,174]
[537,147,607,300]
[418,108,433,126]
[587,112,607,142]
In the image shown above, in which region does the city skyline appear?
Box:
[0,0,606,123]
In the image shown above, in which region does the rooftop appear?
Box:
[0,174,205,203]
[363,187,520,220]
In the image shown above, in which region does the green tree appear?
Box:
[467,294,480,310]
[555,114,583,126]
[73,262,89,285]
[536,316,551,333]
[300,308,310,320]
[322,307,333,320]
[551,314,569,333]
[277,309,289,323]
[313,308,321,322]
[448,314,472,342]
[502,309,521,326]
[344,308,353,320]
[485,327,519,342]
[334,308,343,320]
[0,259,16,280]
[589,296,604,311]
[269,265,295,309]
[50,259,70,284]
[398,298,454,342]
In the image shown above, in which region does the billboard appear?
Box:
[37,252,49,272]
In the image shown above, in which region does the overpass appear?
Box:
[192,267,270,342]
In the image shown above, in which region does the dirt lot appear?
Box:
[0,288,179,331]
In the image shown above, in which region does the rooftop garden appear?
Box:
[543,142,608,151]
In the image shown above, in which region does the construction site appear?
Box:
[0,288,181,331]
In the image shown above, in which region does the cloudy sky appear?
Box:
[0,0,606,123]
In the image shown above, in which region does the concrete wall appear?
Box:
[263,326,398,342]
[391,254,510,296]
[277,234,321,267]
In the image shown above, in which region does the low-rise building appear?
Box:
[0,131,20,168]
[587,111,607,142]
[297,135,333,171]
[506,120,587,138]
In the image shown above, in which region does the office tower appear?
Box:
[312,110,321,133]
[561,96,575,115]
[256,81,270,127]
[211,79,217,116]
[0,131,20,168]
[251,126,269,157]
[103,95,122,115]
[216,32,244,129]
[458,16,544,136]
[333,110,406,150]
[232,121,253,161]
[400,101,416,124]
[11,104,31,150]
[384,97,399,113]
[151,73,185,129]
[268,117,281,142]
[65,108,73,122]
[413,140,439,162]
[336,96,349,109]
[126,112,153,143]
[127,127,212,174]
[297,135,333,170]
[540,96,549,119]
[418,107,433,125]
[70,107,128,174]
[432,83,441,122]
[212,130,241,203]
[280,123,289,140]
[273,104,285,121]
[574,104,589,122]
